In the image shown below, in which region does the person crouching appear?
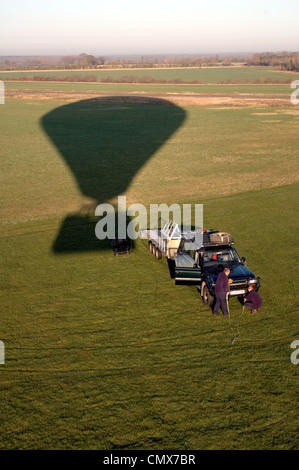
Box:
[243,285,262,314]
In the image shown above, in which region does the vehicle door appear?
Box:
[174,240,201,282]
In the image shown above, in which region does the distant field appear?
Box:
[0,92,298,450]
[4,81,293,96]
[1,99,298,222]
[1,66,299,84]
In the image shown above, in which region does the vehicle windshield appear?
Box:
[203,248,240,266]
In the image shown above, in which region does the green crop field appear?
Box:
[0,89,298,449]
[4,80,294,96]
[1,65,299,83]
[3,66,298,102]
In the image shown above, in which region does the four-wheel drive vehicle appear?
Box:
[174,230,260,307]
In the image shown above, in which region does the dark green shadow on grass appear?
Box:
[41,96,186,253]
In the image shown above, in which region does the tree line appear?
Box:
[247,51,299,72]
[0,53,248,70]
[1,51,298,71]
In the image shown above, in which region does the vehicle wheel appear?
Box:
[149,241,153,253]
[155,248,162,260]
[202,286,214,307]
[152,245,156,257]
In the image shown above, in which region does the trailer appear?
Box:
[141,220,182,260]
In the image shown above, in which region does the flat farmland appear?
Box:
[0,73,298,449]
[4,81,294,97]
[1,65,299,83]
[3,66,298,103]
[1,98,298,222]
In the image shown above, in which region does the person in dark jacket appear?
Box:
[244,285,262,314]
[213,267,230,316]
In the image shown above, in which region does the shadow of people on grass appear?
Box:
[41,96,186,253]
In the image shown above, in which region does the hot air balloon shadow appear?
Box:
[41,96,186,253]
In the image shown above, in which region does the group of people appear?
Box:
[213,267,262,316]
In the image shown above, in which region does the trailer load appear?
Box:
[141,220,182,260]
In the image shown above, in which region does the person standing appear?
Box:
[213,267,230,316]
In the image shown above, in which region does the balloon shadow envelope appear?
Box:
[41,96,186,253]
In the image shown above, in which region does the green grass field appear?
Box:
[3,66,298,100]
[4,80,294,96]
[0,88,298,449]
[1,66,299,84]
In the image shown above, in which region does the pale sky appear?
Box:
[1,0,298,55]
